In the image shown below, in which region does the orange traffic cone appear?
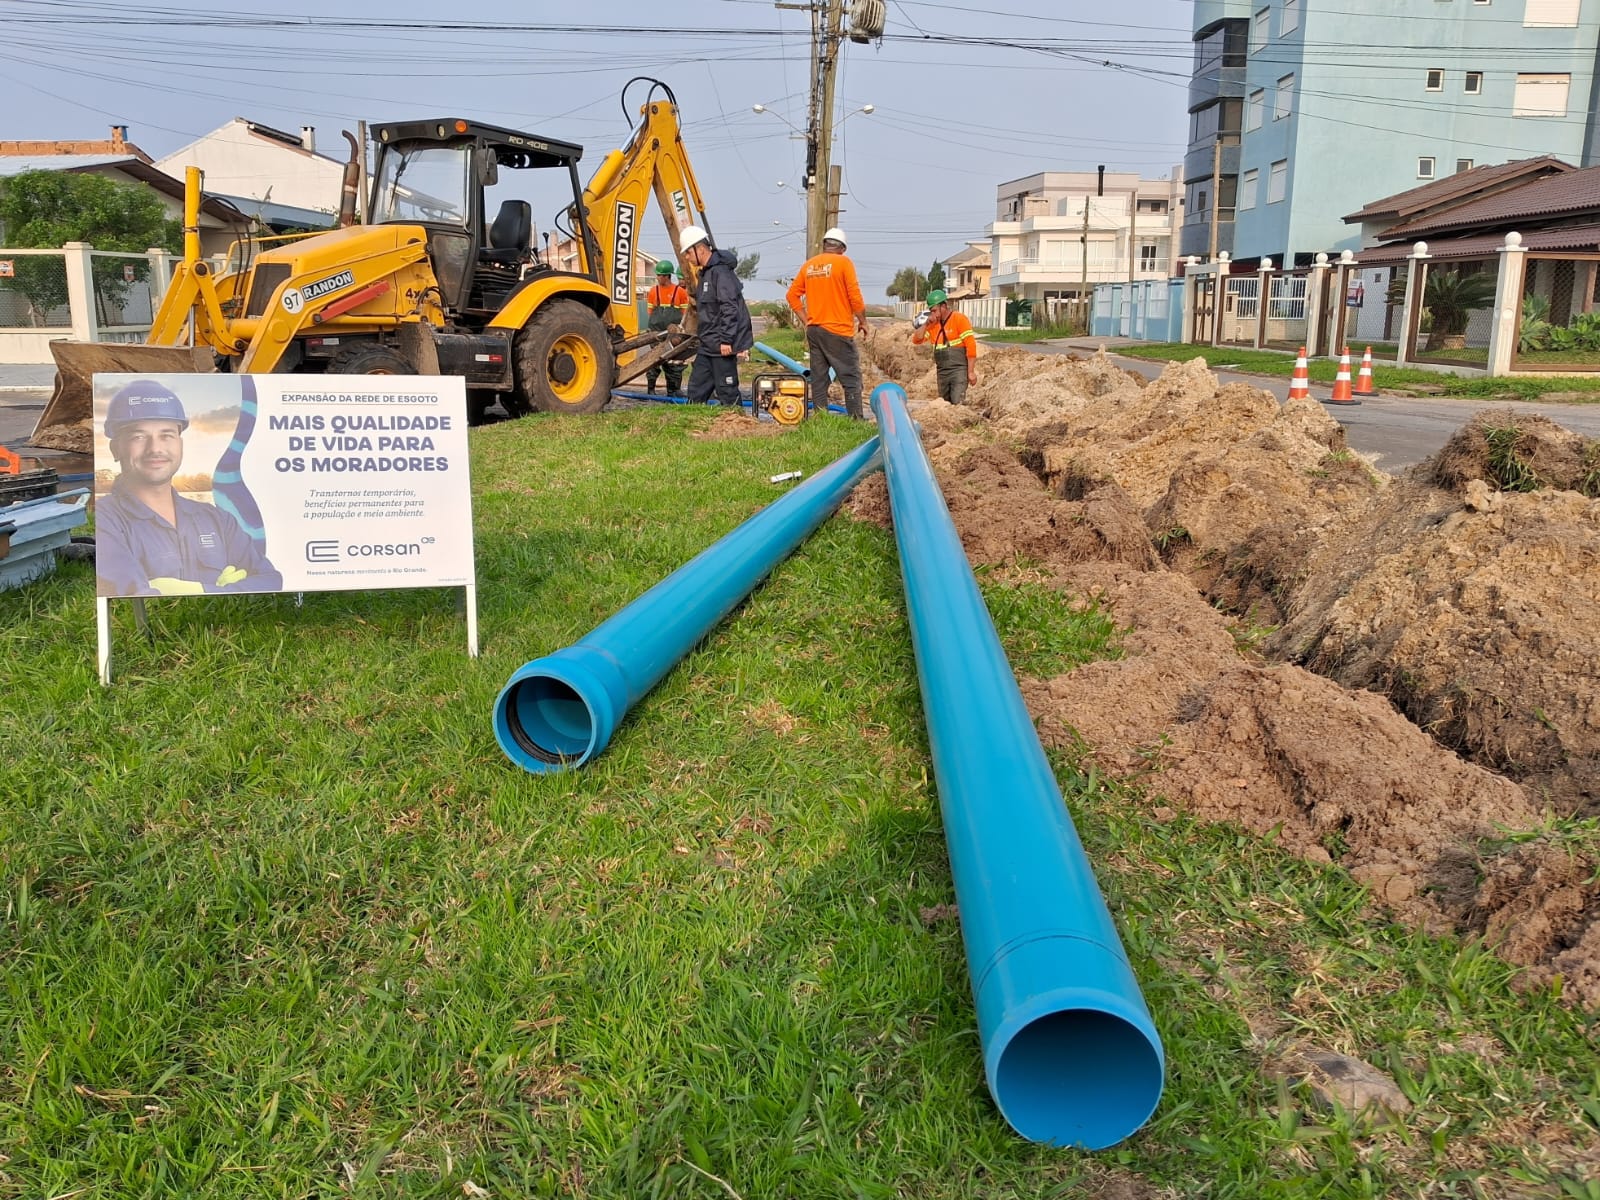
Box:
[1327,346,1360,405]
[1288,346,1311,401]
[1353,346,1378,397]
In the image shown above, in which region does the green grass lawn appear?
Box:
[1119,342,1600,401]
[978,325,1079,344]
[4,408,1599,1198]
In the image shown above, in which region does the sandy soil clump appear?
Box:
[691,410,786,439]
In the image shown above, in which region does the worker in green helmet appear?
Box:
[645,259,690,397]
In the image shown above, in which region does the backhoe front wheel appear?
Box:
[514,301,614,415]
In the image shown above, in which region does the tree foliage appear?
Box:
[885,266,928,301]
[724,247,761,281]
[927,259,946,293]
[0,170,182,324]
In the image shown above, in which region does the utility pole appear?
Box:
[827,163,844,229]
[1079,195,1090,329]
[779,0,845,256]
[1207,136,1224,263]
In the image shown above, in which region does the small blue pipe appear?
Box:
[870,381,1164,1148]
[494,435,882,772]
[753,340,809,377]
[610,388,846,416]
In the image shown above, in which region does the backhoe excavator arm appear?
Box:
[575,82,714,342]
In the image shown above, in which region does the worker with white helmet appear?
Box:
[785,227,868,420]
[679,224,754,408]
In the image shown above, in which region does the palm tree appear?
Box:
[1423,268,1497,351]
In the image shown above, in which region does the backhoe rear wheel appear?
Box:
[329,344,413,375]
[514,300,614,415]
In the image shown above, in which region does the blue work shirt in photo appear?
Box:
[95,483,283,597]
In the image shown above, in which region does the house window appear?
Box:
[1196,188,1208,215]
[1280,0,1300,35]
[1251,7,1270,52]
[1524,0,1579,27]
[1418,156,1436,179]
[1274,74,1295,120]
[1140,243,1158,270]
[1246,88,1265,131]
[1456,158,1475,173]
[1238,168,1259,210]
[1426,69,1445,92]
[1268,159,1288,203]
[1513,72,1571,117]
[1465,71,1483,95]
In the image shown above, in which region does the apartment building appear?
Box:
[1183,0,1600,265]
[986,169,1184,301]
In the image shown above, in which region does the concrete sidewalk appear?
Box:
[0,363,57,391]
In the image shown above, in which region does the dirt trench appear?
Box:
[851,325,1600,1008]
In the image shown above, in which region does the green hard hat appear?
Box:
[655,259,675,276]
[925,288,948,305]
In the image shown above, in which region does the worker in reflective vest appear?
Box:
[645,260,690,397]
[911,289,978,404]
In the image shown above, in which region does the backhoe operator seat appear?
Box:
[481,199,533,267]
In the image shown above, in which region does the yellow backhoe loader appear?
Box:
[33,78,712,451]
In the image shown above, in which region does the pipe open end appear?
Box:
[991,1006,1165,1149]
[495,672,599,773]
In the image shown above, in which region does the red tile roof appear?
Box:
[1354,222,1600,266]
[1343,156,1573,224]
[1385,166,1600,238]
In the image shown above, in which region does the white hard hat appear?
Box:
[679,224,710,251]
[823,227,847,248]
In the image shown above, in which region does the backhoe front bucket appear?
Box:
[32,342,214,452]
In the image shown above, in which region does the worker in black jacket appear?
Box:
[679,224,753,407]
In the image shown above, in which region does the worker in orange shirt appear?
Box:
[911,288,978,405]
[786,227,869,419]
[645,259,691,397]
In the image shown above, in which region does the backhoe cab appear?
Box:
[32,79,712,450]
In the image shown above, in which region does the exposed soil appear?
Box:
[856,325,1600,1008]
[691,410,785,439]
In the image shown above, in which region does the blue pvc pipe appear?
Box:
[753,340,809,377]
[610,388,846,416]
[494,435,883,773]
[869,381,1164,1148]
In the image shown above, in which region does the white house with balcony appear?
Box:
[987,168,1185,302]
[155,118,346,227]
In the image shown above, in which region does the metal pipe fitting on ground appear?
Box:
[869,380,1164,1148]
[493,435,883,773]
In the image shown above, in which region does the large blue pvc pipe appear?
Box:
[870,381,1164,1148]
[494,435,882,773]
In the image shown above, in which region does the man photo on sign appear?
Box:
[911,289,978,405]
[679,224,753,408]
[644,258,690,398]
[785,227,868,420]
[95,380,283,598]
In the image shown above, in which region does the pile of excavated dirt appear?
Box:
[855,334,1600,1007]
[1273,412,1600,814]
[690,410,785,439]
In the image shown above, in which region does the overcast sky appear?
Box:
[2,0,1192,300]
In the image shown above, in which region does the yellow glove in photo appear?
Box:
[147,577,203,596]
[215,565,247,588]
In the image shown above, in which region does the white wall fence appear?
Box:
[0,243,178,364]
[892,295,1015,328]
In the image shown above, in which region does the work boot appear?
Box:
[646,383,658,395]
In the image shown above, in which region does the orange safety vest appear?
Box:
[648,283,689,308]
[913,309,977,360]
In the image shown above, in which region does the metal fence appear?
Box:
[1510,253,1600,372]
[1218,275,1260,345]
[1263,272,1310,350]
[0,250,72,328]
[1405,258,1496,368]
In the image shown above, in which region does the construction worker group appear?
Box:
[657,224,978,419]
